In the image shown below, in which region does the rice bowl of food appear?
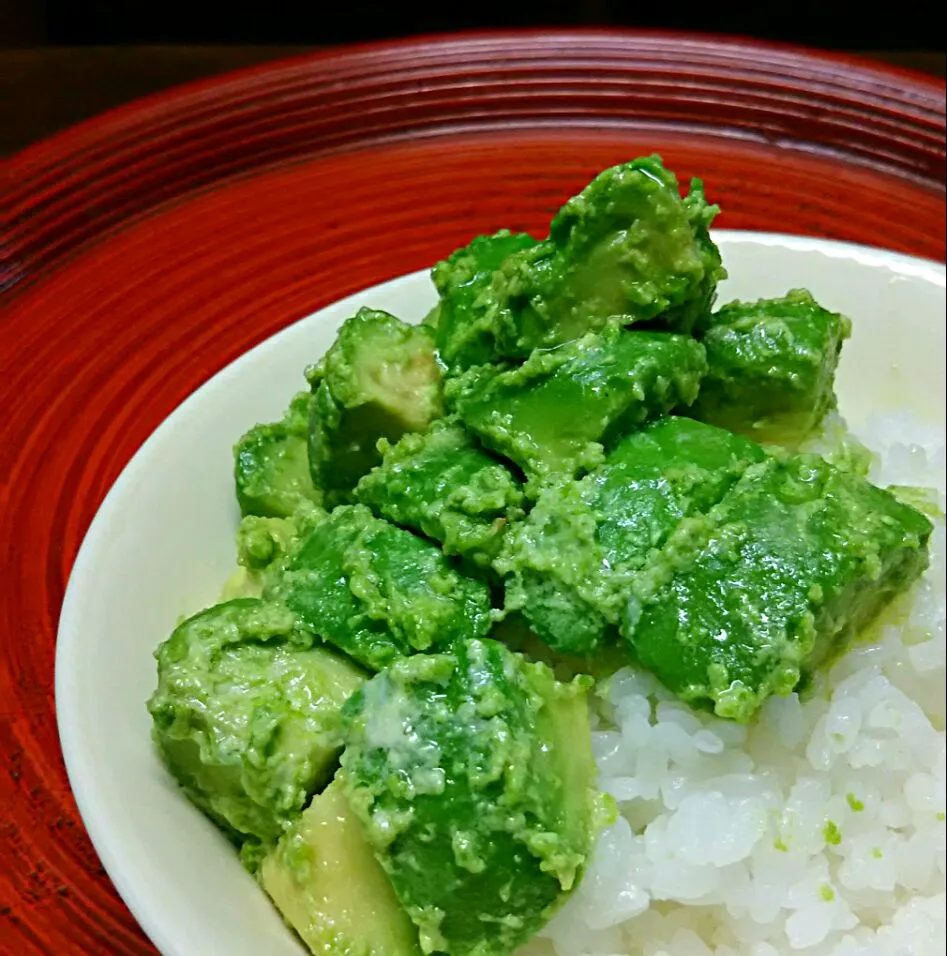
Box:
[56,156,946,956]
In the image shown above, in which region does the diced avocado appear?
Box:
[222,506,328,601]
[591,415,766,552]
[308,309,445,505]
[269,505,492,672]
[221,516,294,600]
[340,639,599,956]
[147,599,366,856]
[355,418,525,570]
[502,156,725,351]
[260,777,422,956]
[498,478,613,656]
[492,613,629,685]
[692,289,852,445]
[499,416,765,654]
[237,514,299,573]
[433,229,539,370]
[448,325,706,487]
[234,392,323,518]
[623,454,933,721]
[429,157,724,370]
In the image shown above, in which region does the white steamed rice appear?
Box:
[521,413,946,956]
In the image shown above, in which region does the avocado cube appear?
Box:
[147,599,365,852]
[432,157,725,371]
[501,417,765,654]
[271,505,492,672]
[433,229,539,370]
[355,418,525,570]
[448,325,707,485]
[623,455,933,721]
[340,639,599,956]
[234,392,323,518]
[261,777,422,956]
[500,155,725,352]
[309,308,445,506]
[692,289,851,444]
[224,505,330,602]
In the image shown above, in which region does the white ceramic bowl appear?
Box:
[56,233,946,956]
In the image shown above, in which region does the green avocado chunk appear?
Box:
[503,155,724,348]
[433,229,539,370]
[236,515,299,574]
[448,325,706,486]
[234,392,323,518]
[309,309,445,505]
[270,505,492,672]
[340,639,599,956]
[499,416,766,654]
[355,418,525,570]
[692,289,852,445]
[261,777,422,956]
[221,515,296,601]
[492,614,629,684]
[147,599,366,856]
[623,454,933,721]
[430,156,724,370]
[222,506,329,601]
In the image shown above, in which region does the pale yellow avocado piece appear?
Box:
[261,777,422,956]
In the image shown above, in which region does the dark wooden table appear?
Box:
[1,46,944,157]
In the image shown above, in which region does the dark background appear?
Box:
[4,1,945,49]
[1,1,944,156]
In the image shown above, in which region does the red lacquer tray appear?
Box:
[1,30,944,956]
